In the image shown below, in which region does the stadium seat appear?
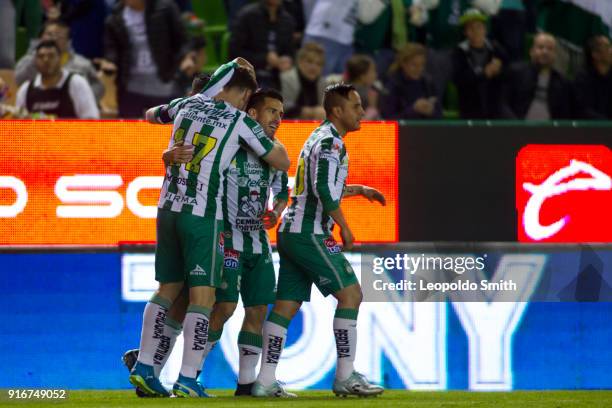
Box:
[192,0,228,35]
[219,31,231,64]
[443,82,459,119]
[203,30,221,74]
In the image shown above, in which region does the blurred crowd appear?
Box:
[0,0,610,121]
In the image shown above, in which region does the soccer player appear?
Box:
[252,83,386,398]
[128,62,290,398]
[123,88,289,398]
[202,88,288,397]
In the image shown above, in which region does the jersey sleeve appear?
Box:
[314,137,342,213]
[271,170,289,201]
[238,115,274,158]
[154,97,186,124]
[200,60,238,97]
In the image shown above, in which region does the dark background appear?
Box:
[397,122,611,241]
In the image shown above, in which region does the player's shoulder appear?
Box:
[239,113,267,137]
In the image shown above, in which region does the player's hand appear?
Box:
[361,186,386,206]
[261,210,279,229]
[234,57,256,79]
[163,143,194,165]
[340,226,355,251]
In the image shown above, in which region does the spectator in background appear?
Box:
[490,0,528,63]
[503,33,573,120]
[303,0,384,76]
[283,0,306,47]
[229,0,295,89]
[574,35,612,119]
[0,0,16,68]
[15,0,44,55]
[280,42,326,119]
[224,0,249,25]
[15,21,104,102]
[174,36,207,96]
[345,54,381,119]
[381,42,441,120]
[101,0,191,118]
[452,8,507,119]
[15,40,99,118]
[47,0,110,59]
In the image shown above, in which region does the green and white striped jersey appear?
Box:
[223,148,288,254]
[279,120,348,235]
[156,95,274,219]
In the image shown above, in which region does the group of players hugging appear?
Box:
[124,57,386,398]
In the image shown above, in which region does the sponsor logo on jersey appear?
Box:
[163,192,198,205]
[244,162,264,176]
[224,249,240,269]
[166,175,204,191]
[324,237,341,254]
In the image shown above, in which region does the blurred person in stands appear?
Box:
[280,42,326,119]
[573,35,612,120]
[229,0,296,89]
[452,8,507,119]
[345,54,381,120]
[15,20,104,102]
[381,42,441,120]
[502,33,573,120]
[303,0,384,76]
[284,0,306,47]
[15,40,99,119]
[101,0,191,118]
[489,0,529,63]
[0,76,29,118]
[0,0,16,68]
[174,36,207,97]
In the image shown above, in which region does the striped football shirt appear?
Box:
[279,120,348,235]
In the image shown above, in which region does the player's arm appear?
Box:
[343,184,386,205]
[240,116,290,171]
[328,207,354,251]
[262,171,289,229]
[145,97,187,124]
[314,139,354,249]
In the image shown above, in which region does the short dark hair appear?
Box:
[323,83,356,116]
[191,72,210,94]
[246,88,284,111]
[41,20,70,37]
[224,66,258,93]
[346,54,374,82]
[36,39,61,55]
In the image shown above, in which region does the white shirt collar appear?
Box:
[33,69,70,90]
